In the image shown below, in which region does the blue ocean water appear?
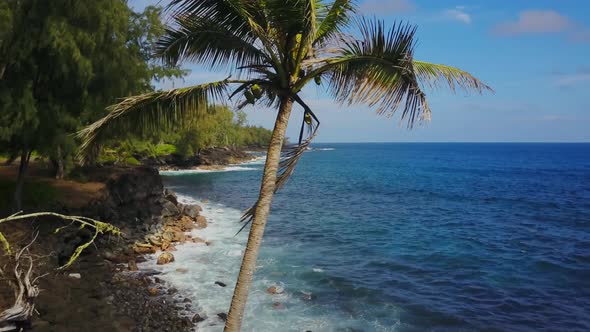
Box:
[160,143,590,332]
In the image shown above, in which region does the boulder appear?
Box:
[217,313,227,322]
[166,245,177,252]
[195,215,208,229]
[128,260,138,271]
[192,237,206,244]
[266,285,284,295]
[162,229,185,243]
[148,287,159,296]
[147,235,163,247]
[272,302,285,310]
[192,314,205,323]
[163,189,178,205]
[161,200,180,217]
[178,216,196,231]
[157,252,175,265]
[133,244,157,254]
[181,204,202,218]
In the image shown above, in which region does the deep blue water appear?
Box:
[162,143,590,331]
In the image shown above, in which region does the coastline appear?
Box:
[0,149,264,331]
[0,166,206,331]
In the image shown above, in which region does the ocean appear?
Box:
[140,143,590,332]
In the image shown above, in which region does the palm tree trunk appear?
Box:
[224,97,294,331]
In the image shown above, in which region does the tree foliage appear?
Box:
[0,0,185,209]
[96,106,273,163]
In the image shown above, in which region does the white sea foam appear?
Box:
[304,147,336,153]
[138,193,390,331]
[159,166,257,175]
[158,155,266,176]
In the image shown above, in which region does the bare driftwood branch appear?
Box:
[0,212,121,331]
[0,233,43,332]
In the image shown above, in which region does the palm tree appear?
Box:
[78,1,491,330]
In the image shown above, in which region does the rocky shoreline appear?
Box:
[85,167,220,331]
[143,146,257,171]
[0,166,217,331]
[1,147,266,331]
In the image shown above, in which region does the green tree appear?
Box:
[78,1,492,329]
[0,0,184,210]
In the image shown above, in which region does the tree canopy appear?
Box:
[0,0,185,209]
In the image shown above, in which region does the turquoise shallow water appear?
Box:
[160,143,590,331]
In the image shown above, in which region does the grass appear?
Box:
[154,143,177,156]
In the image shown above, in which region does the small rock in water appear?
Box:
[272,302,285,310]
[192,237,206,244]
[148,287,159,296]
[182,204,202,218]
[128,260,138,271]
[157,252,175,265]
[68,273,81,279]
[176,268,189,273]
[217,313,227,321]
[215,281,227,287]
[266,285,284,295]
[183,298,192,303]
[192,313,205,323]
[133,244,156,254]
[195,215,208,229]
[168,288,178,295]
[201,199,209,204]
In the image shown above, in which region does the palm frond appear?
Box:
[165,0,286,77]
[314,0,356,46]
[413,61,493,93]
[304,18,490,127]
[296,0,318,63]
[77,80,229,164]
[321,19,429,126]
[167,0,258,38]
[156,15,267,69]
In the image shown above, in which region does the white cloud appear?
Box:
[492,10,590,43]
[444,7,472,24]
[553,68,590,88]
[493,10,573,35]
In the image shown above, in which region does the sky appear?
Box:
[130,0,590,142]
